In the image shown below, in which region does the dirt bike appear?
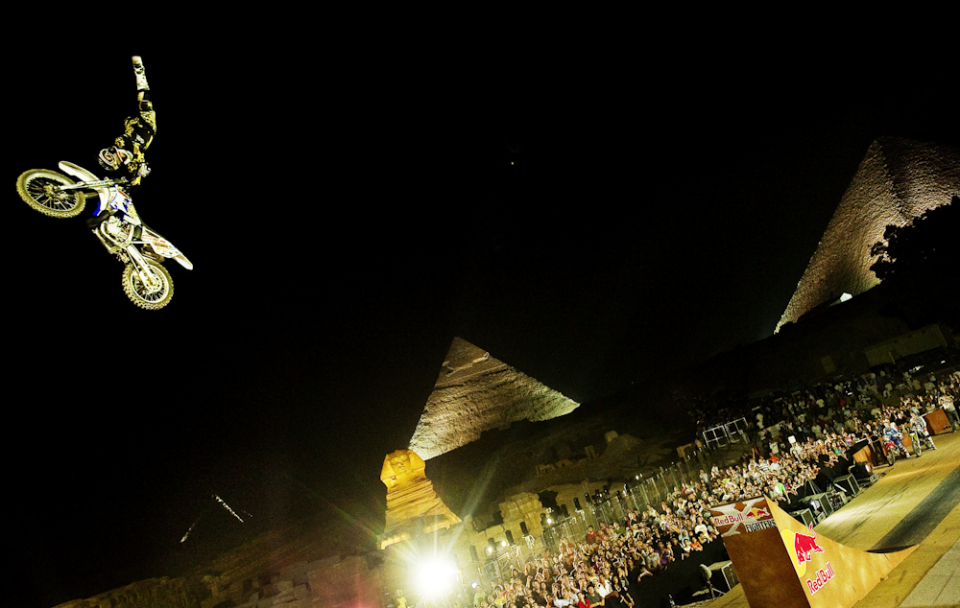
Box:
[907,430,923,457]
[882,437,907,465]
[910,422,936,453]
[16,161,192,309]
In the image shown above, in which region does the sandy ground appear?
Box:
[700,429,960,608]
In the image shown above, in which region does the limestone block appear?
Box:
[261,582,280,597]
[306,556,380,607]
[498,492,543,525]
[273,590,295,604]
[278,561,309,582]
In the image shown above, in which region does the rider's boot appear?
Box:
[132,56,150,93]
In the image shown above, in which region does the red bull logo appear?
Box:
[793,529,825,565]
[710,498,780,537]
[781,526,828,579]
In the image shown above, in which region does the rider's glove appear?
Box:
[138,162,151,178]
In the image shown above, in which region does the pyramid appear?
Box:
[776,137,960,331]
[407,337,579,460]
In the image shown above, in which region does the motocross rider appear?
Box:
[882,421,909,458]
[98,55,156,189]
[909,414,936,451]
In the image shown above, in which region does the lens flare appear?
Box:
[414,557,457,597]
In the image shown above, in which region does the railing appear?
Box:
[702,416,750,449]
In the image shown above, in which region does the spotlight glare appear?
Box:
[415,557,457,597]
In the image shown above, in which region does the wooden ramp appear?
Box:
[710,497,915,608]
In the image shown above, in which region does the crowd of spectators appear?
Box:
[741,368,959,459]
[470,368,959,608]
[472,432,848,607]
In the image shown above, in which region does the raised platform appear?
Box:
[704,430,960,608]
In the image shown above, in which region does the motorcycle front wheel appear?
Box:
[16,169,86,218]
[122,260,173,310]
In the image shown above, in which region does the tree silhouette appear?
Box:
[870,195,960,327]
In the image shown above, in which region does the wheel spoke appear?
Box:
[18,169,86,219]
[28,177,72,210]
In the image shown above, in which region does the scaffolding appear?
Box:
[702,417,749,449]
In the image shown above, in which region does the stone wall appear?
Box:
[777,137,960,331]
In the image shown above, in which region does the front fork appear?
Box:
[92,221,164,294]
[126,246,163,293]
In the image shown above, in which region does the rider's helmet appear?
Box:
[99,145,133,172]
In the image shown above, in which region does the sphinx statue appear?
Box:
[380,449,461,550]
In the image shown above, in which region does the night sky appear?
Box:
[7,33,958,608]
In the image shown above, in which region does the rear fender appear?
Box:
[142,227,193,270]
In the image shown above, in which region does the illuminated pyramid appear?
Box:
[777,137,960,331]
[408,337,579,460]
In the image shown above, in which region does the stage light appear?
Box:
[414,557,457,597]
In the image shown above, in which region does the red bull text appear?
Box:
[805,562,836,595]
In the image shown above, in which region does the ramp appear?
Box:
[710,497,915,608]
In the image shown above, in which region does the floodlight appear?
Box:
[414,557,457,597]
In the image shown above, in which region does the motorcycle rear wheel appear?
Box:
[16,169,86,218]
[122,260,173,310]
